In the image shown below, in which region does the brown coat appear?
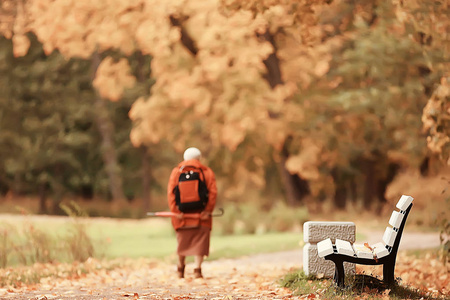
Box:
[167,159,217,230]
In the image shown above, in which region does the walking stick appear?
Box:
[146,208,224,218]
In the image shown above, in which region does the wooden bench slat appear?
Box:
[372,242,389,259]
[335,239,355,256]
[388,211,404,228]
[317,238,334,257]
[396,195,413,211]
[382,226,397,247]
[352,243,373,259]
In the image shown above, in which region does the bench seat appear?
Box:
[318,239,390,260]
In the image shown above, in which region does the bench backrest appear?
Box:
[382,195,413,253]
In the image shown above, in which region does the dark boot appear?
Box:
[177,265,185,278]
[193,268,203,278]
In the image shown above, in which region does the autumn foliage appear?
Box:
[0,0,449,208]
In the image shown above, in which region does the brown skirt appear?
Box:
[176,226,211,256]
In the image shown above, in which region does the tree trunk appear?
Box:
[331,168,347,209]
[375,162,400,214]
[141,146,151,214]
[38,182,47,214]
[278,139,310,206]
[135,52,152,215]
[260,29,283,88]
[51,165,65,215]
[259,31,312,206]
[277,160,299,206]
[12,173,21,196]
[349,177,358,204]
[91,52,125,204]
[363,159,376,210]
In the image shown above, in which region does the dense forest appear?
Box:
[0,0,448,216]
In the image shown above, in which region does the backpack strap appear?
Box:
[179,165,206,181]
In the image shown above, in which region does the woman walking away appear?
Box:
[167,147,217,279]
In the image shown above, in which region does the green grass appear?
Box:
[88,219,302,261]
[85,218,176,259]
[210,232,301,260]
[98,230,302,262]
[1,215,304,266]
[280,270,443,300]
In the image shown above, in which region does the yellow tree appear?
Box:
[2,0,331,204]
[401,0,450,166]
[2,0,448,208]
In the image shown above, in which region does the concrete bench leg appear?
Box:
[303,221,356,277]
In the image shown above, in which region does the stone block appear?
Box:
[303,221,356,277]
[303,244,355,277]
[303,221,356,243]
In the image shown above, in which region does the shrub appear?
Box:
[213,202,264,235]
[0,203,98,268]
[214,203,239,235]
[60,201,95,262]
[0,218,56,266]
[267,202,309,232]
[235,202,262,234]
[24,223,54,264]
[0,224,13,268]
[213,201,309,235]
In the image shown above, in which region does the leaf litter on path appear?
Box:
[1,249,448,299]
[1,256,297,299]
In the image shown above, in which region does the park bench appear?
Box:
[317,195,414,287]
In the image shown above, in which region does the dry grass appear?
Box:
[0,203,96,267]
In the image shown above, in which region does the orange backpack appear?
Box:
[173,165,209,212]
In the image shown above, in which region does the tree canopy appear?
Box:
[0,0,448,212]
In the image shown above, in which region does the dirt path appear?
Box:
[2,256,297,300]
[1,231,441,300]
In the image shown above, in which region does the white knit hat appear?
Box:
[183,147,202,161]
